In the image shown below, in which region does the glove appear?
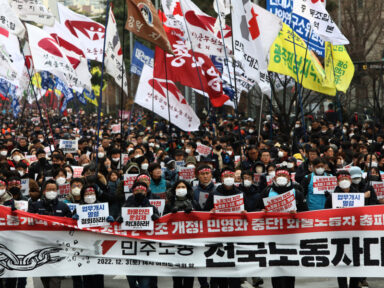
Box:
[106,216,114,223]
[184,206,192,214]
[151,214,160,221]
[324,191,331,198]
[11,203,17,212]
[72,214,79,220]
[171,207,178,213]
[116,216,124,223]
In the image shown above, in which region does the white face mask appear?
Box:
[187,164,195,168]
[185,148,191,154]
[112,157,120,162]
[287,163,294,169]
[249,129,254,134]
[135,154,142,159]
[148,143,155,147]
[175,188,188,197]
[84,195,96,204]
[352,178,361,185]
[56,177,66,185]
[66,173,72,179]
[268,171,275,178]
[45,191,58,200]
[0,189,5,196]
[295,124,300,128]
[18,170,25,177]
[339,180,351,189]
[227,150,233,156]
[141,163,149,170]
[278,151,284,158]
[127,148,134,153]
[223,177,235,186]
[72,187,81,196]
[0,150,7,156]
[13,155,21,162]
[315,168,325,175]
[39,138,44,143]
[82,163,89,167]
[243,180,252,188]
[98,152,105,158]
[275,176,288,187]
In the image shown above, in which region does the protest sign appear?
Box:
[20,178,29,196]
[123,174,138,193]
[72,166,84,178]
[111,124,121,134]
[234,155,241,167]
[263,190,296,212]
[3,206,384,277]
[372,181,384,199]
[59,139,78,154]
[25,155,37,164]
[149,199,165,216]
[121,207,154,230]
[14,200,28,212]
[199,192,210,208]
[67,203,79,213]
[196,143,212,157]
[77,203,110,228]
[175,161,185,171]
[122,154,129,166]
[178,167,195,181]
[332,193,364,209]
[214,194,244,213]
[58,184,71,200]
[313,176,338,194]
[266,175,273,186]
[118,110,131,120]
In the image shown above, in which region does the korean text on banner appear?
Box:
[59,139,78,154]
[214,194,244,213]
[263,190,296,212]
[178,167,195,181]
[121,207,154,230]
[77,203,110,228]
[123,174,138,192]
[313,176,337,194]
[372,182,384,199]
[332,193,364,209]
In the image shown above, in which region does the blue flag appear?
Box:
[130,41,154,76]
[266,0,324,57]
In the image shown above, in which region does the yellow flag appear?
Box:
[268,24,336,96]
[31,73,42,89]
[325,42,355,93]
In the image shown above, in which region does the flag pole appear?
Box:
[119,0,126,165]
[257,93,264,142]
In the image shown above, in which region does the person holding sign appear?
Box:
[301,158,333,211]
[119,182,159,288]
[64,178,84,205]
[238,170,261,212]
[349,166,378,205]
[260,167,307,288]
[148,163,170,199]
[7,176,27,202]
[193,165,216,208]
[164,180,200,214]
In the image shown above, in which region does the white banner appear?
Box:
[4,206,384,277]
[121,207,153,230]
[214,194,244,213]
[135,65,200,131]
[263,190,296,212]
[59,139,78,154]
[313,175,337,194]
[0,0,25,37]
[332,193,364,209]
[77,203,110,228]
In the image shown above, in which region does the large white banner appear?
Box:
[135,65,200,131]
[2,206,384,277]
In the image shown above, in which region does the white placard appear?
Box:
[214,194,244,213]
[178,167,195,181]
[123,174,138,192]
[198,191,209,208]
[149,199,165,216]
[77,203,110,228]
[14,200,28,212]
[20,178,29,196]
[121,207,154,230]
[263,190,296,212]
[332,193,364,209]
[59,139,78,154]
[313,176,337,194]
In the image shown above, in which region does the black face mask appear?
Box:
[134,192,146,202]
[52,164,60,170]
[9,187,20,196]
[39,157,46,165]
[369,175,381,182]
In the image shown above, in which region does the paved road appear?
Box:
[26,276,379,287]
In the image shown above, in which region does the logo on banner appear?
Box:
[138,3,154,26]
[65,21,105,40]
[0,245,63,276]
[94,240,117,255]
[38,38,63,58]
[248,8,260,40]
[149,79,187,104]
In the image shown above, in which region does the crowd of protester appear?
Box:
[0,105,381,288]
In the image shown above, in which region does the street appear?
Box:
[25,276,380,287]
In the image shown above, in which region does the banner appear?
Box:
[214,194,244,213]
[263,190,296,212]
[131,41,154,76]
[178,167,195,181]
[10,0,55,26]
[268,23,336,96]
[0,0,25,37]
[77,203,110,228]
[332,193,365,209]
[58,184,71,200]
[4,206,384,277]
[59,139,78,154]
[267,0,325,57]
[121,207,154,230]
[372,182,384,199]
[313,176,337,194]
[196,143,212,157]
[123,174,139,192]
[135,65,201,132]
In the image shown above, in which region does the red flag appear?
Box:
[154,28,228,107]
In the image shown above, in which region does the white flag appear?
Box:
[105,8,128,95]
[293,0,349,45]
[44,21,92,92]
[10,0,55,26]
[135,65,200,132]
[232,1,282,90]
[0,0,25,38]
[26,24,79,88]
[57,3,105,62]
[0,27,25,87]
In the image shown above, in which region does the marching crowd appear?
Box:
[0,105,381,288]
